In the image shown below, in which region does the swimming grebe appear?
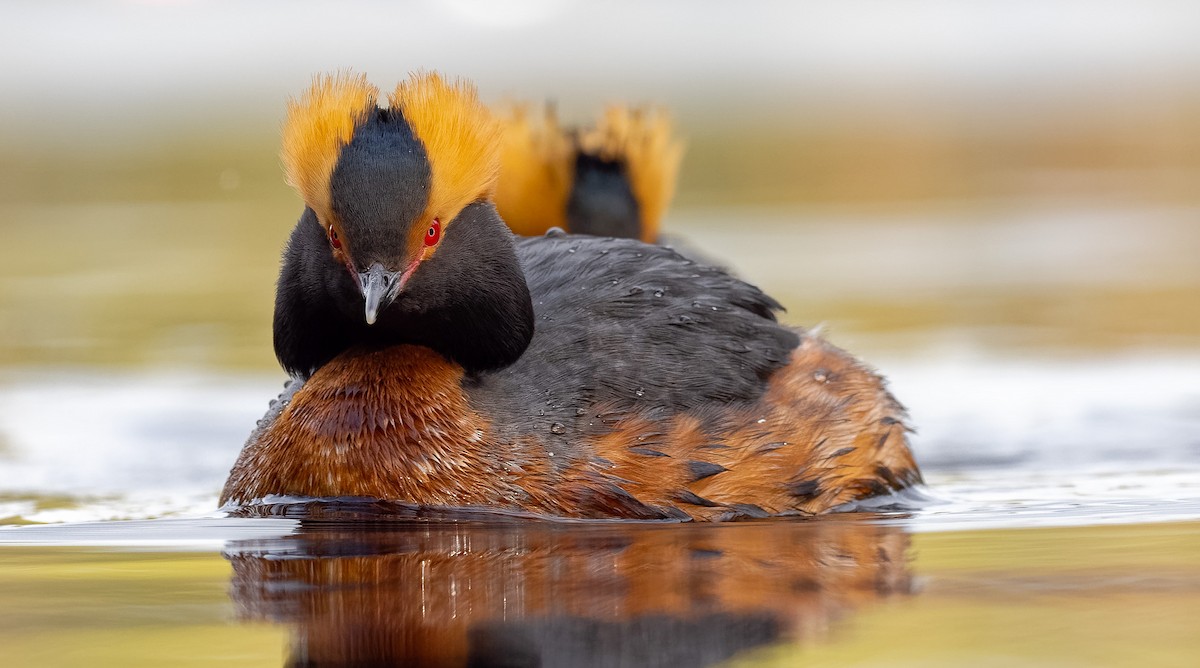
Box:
[220,72,920,520]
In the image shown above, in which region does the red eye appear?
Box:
[328,227,342,249]
[424,219,441,247]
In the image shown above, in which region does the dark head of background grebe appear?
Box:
[221,71,921,520]
[495,104,682,243]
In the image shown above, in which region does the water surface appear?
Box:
[2,345,1199,666]
[3,517,1197,667]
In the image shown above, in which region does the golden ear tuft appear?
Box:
[281,71,379,222]
[578,106,684,242]
[390,73,502,226]
[494,102,574,236]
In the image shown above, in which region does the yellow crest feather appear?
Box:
[389,73,501,226]
[494,103,574,236]
[281,72,379,222]
[578,106,684,242]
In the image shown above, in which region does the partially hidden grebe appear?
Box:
[495,103,682,242]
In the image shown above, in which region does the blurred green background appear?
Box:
[2,0,1198,372]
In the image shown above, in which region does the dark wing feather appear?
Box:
[469,233,800,441]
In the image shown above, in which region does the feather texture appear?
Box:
[281,72,379,224]
[495,103,574,235]
[390,73,502,231]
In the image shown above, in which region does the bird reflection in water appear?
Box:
[225,504,913,667]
